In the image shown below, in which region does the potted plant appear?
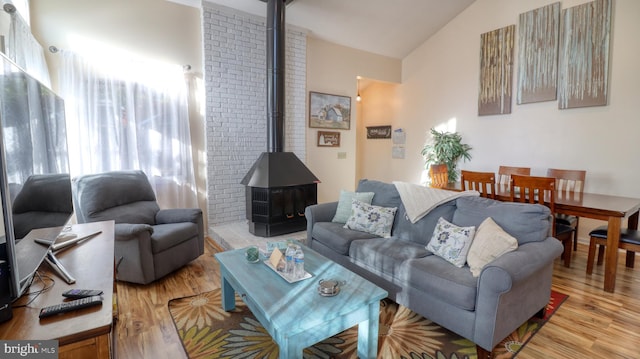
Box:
[421,128,472,183]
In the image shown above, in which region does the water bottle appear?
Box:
[284,243,296,277]
[294,246,305,280]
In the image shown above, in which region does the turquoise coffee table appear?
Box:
[215,242,387,359]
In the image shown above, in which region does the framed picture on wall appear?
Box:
[309,91,351,130]
[366,125,392,139]
[317,131,340,147]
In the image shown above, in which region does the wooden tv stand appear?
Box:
[0,220,116,359]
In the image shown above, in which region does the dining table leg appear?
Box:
[625,211,639,268]
[604,216,621,293]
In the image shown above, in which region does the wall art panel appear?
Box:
[517,2,561,104]
[558,0,612,109]
[478,25,515,116]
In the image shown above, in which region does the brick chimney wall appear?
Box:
[202,2,308,228]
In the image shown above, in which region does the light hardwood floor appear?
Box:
[115,238,640,358]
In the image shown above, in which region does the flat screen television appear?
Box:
[0,51,73,304]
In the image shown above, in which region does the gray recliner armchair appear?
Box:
[72,170,204,284]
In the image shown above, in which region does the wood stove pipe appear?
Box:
[266,0,285,153]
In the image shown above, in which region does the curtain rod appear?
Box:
[48,45,192,72]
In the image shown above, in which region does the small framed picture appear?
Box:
[317,131,340,147]
[309,91,351,130]
[366,125,392,139]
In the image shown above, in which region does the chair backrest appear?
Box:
[546,168,586,200]
[429,164,448,188]
[460,170,496,199]
[510,174,557,235]
[497,166,531,186]
[73,170,160,225]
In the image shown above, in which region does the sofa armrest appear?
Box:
[156,208,202,224]
[473,237,563,351]
[305,202,339,243]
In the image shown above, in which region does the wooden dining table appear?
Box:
[445,182,640,293]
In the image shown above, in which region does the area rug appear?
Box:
[168,289,567,359]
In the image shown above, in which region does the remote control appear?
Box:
[62,289,104,299]
[39,296,103,318]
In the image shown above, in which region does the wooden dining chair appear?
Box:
[510,174,574,267]
[429,164,448,188]
[460,170,496,199]
[547,168,587,251]
[497,166,531,186]
[586,226,640,274]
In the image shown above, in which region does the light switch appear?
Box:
[337,152,347,159]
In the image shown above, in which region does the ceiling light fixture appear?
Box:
[356,76,361,102]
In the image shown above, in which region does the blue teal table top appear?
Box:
[215,241,387,357]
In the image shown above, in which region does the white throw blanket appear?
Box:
[393,181,479,223]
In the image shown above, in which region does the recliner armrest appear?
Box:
[156,208,203,224]
[115,223,154,241]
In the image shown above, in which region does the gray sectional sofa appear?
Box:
[305,179,564,356]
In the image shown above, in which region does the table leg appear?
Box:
[278,340,292,359]
[604,217,622,293]
[221,276,236,311]
[357,301,380,359]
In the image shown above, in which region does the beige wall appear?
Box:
[358,0,640,238]
[356,81,402,183]
[385,0,640,198]
[306,37,401,202]
[29,0,208,227]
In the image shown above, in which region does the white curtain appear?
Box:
[59,50,198,209]
[3,6,51,87]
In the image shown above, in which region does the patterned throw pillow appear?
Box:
[426,217,476,267]
[466,217,518,277]
[344,199,397,238]
[332,190,375,223]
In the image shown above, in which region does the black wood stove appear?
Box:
[241,0,319,237]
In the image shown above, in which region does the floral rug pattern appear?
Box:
[168,289,567,359]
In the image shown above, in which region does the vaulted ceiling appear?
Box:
[175,0,476,59]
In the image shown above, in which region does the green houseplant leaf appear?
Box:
[421,128,472,183]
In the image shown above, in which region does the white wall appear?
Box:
[306,38,401,202]
[363,0,640,199]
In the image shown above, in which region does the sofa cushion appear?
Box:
[393,200,457,245]
[350,238,430,281]
[426,217,476,267]
[332,190,375,223]
[401,255,478,311]
[344,200,397,238]
[467,217,518,277]
[452,196,551,244]
[356,179,404,236]
[151,222,199,254]
[356,179,402,208]
[312,222,378,255]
